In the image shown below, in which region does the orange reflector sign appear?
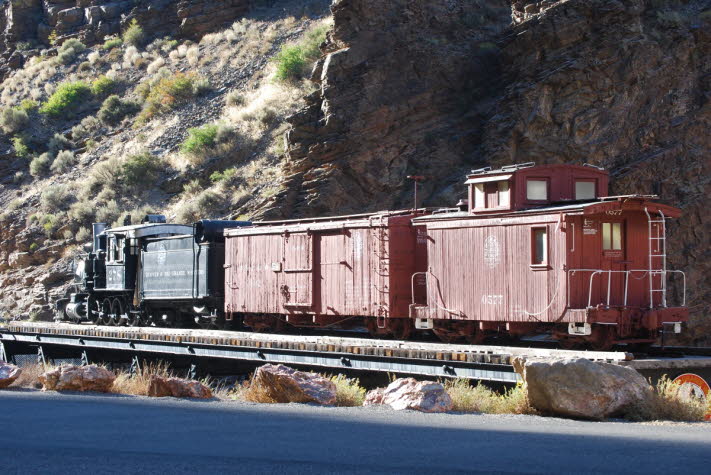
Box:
[672,373,710,421]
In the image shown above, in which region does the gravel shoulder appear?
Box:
[1,389,709,474]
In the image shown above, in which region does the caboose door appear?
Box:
[599,219,627,306]
[282,232,313,309]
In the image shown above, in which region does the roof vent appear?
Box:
[142,214,167,224]
[471,166,492,174]
[501,162,535,171]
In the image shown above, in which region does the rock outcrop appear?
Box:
[0,362,22,389]
[513,357,652,419]
[364,378,453,413]
[147,375,213,399]
[40,364,116,392]
[277,0,711,344]
[250,364,337,405]
[0,0,252,80]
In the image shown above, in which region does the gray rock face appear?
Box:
[364,378,453,413]
[513,357,653,420]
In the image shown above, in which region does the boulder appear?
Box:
[40,365,116,393]
[364,378,453,413]
[147,376,212,399]
[8,252,34,269]
[513,357,653,420]
[250,364,336,405]
[0,362,22,389]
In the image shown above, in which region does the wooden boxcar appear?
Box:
[411,163,688,349]
[223,211,427,338]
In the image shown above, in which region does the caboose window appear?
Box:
[532,227,547,265]
[575,180,596,200]
[498,181,510,207]
[526,179,548,201]
[602,222,622,250]
[474,183,485,208]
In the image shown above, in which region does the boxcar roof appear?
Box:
[415,195,681,223]
[225,210,424,236]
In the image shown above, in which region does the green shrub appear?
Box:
[102,36,123,50]
[40,184,71,212]
[19,100,38,113]
[29,153,51,177]
[50,150,76,173]
[98,95,140,125]
[91,76,117,97]
[95,199,121,224]
[183,179,201,195]
[181,124,218,155]
[136,72,202,123]
[210,168,237,183]
[123,19,145,47]
[41,213,62,238]
[1,107,29,133]
[11,136,30,158]
[226,91,244,107]
[78,61,92,73]
[47,133,72,157]
[29,242,39,253]
[71,116,101,141]
[39,81,91,117]
[56,38,86,65]
[68,200,94,226]
[273,23,328,81]
[121,152,160,190]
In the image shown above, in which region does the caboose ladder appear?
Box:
[644,208,667,309]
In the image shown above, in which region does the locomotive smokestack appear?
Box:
[92,223,107,252]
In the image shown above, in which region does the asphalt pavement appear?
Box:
[0,390,709,474]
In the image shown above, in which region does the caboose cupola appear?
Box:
[465,162,609,214]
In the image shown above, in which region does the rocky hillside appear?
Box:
[0,0,708,344]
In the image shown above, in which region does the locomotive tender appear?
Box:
[57,163,688,349]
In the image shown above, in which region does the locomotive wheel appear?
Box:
[127,309,142,327]
[109,299,122,326]
[100,298,113,326]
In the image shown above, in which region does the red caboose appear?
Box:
[223,211,427,338]
[411,163,687,349]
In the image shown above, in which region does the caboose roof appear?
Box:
[415,195,681,223]
[466,162,606,179]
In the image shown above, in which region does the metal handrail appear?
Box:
[567,268,686,309]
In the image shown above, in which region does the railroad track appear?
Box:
[2,322,710,384]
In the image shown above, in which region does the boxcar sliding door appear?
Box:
[282,232,313,309]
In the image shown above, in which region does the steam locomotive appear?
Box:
[56,163,688,349]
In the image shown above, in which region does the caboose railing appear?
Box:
[566,269,686,309]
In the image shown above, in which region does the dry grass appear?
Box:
[9,363,53,389]
[623,376,708,422]
[111,361,171,396]
[445,379,536,415]
[330,374,367,406]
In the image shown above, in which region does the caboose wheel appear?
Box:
[389,320,412,341]
[588,326,616,351]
